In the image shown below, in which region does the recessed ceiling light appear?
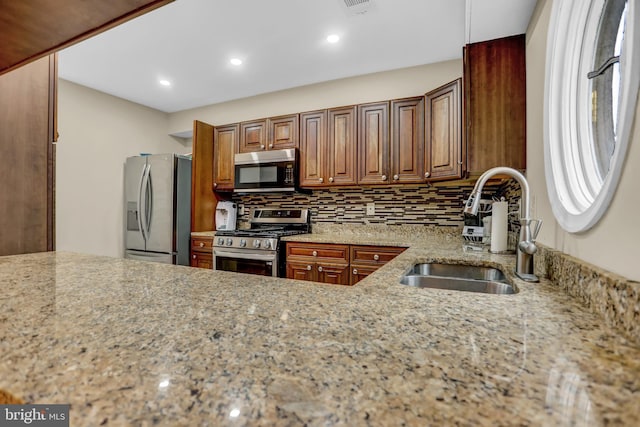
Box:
[327,34,340,43]
[159,79,171,87]
[230,58,243,66]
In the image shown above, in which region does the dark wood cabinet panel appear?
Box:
[191,120,215,231]
[269,114,299,150]
[350,265,378,285]
[239,120,267,153]
[357,102,390,185]
[213,124,238,191]
[190,237,213,269]
[425,79,463,181]
[328,106,358,185]
[349,245,406,285]
[0,55,56,256]
[286,242,349,261]
[464,34,526,175]
[300,110,327,187]
[317,263,350,285]
[391,97,425,184]
[1,0,173,75]
[286,261,315,282]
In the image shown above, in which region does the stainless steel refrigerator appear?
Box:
[124,153,191,265]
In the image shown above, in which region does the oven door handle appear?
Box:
[214,250,276,262]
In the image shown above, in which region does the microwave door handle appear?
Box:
[214,251,276,262]
[137,163,147,241]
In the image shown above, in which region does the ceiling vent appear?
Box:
[340,0,376,17]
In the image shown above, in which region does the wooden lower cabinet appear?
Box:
[286,242,350,285]
[350,245,406,285]
[286,242,405,286]
[190,237,213,269]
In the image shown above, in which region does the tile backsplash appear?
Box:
[231,181,517,229]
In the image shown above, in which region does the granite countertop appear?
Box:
[1,230,639,426]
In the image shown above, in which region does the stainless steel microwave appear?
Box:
[233,148,298,193]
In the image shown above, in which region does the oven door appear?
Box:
[214,249,277,277]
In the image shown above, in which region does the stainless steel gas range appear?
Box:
[213,208,310,277]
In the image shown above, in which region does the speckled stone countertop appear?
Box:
[2,229,639,426]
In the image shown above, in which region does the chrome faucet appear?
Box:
[463,167,542,282]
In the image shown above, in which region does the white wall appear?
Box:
[56,80,189,258]
[168,60,462,134]
[526,0,639,281]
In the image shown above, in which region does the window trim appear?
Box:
[544,0,640,233]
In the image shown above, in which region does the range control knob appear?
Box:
[226,238,233,246]
[253,240,261,249]
[239,239,247,247]
[217,237,225,245]
[262,240,271,249]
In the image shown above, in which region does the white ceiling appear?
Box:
[58,0,537,113]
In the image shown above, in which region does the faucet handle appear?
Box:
[531,219,543,240]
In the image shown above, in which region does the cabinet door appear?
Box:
[286,261,315,281]
[191,252,213,269]
[391,97,425,184]
[213,124,238,191]
[465,35,526,175]
[425,79,462,181]
[239,120,267,153]
[0,55,56,256]
[358,102,390,185]
[350,265,378,285]
[268,114,299,150]
[299,110,327,187]
[317,263,350,285]
[191,121,215,232]
[327,106,357,186]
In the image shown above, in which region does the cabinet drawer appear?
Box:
[191,237,213,251]
[350,245,405,265]
[286,242,349,263]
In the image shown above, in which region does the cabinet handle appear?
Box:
[312,250,318,257]
[373,254,379,261]
[329,177,334,183]
[269,143,274,149]
[319,177,324,183]
[260,144,265,150]
[192,255,196,259]
[381,175,387,181]
[425,172,430,178]
[306,265,312,271]
[393,174,399,181]
[199,242,205,248]
[458,161,463,165]
[353,268,358,275]
[318,266,323,272]
[213,182,218,188]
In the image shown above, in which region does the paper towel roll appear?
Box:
[491,201,508,252]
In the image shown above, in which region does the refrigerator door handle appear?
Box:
[145,163,153,235]
[139,163,151,241]
[137,163,147,242]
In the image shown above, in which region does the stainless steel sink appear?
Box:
[400,263,517,294]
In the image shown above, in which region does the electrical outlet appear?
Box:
[366,202,375,216]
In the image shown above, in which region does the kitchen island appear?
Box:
[1,232,639,426]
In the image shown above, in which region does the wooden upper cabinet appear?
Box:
[464,34,526,176]
[425,79,463,181]
[391,97,425,184]
[213,124,238,191]
[239,120,267,153]
[327,106,357,185]
[238,114,299,153]
[300,111,326,187]
[357,102,390,185]
[191,120,215,231]
[269,114,299,150]
[1,0,173,75]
